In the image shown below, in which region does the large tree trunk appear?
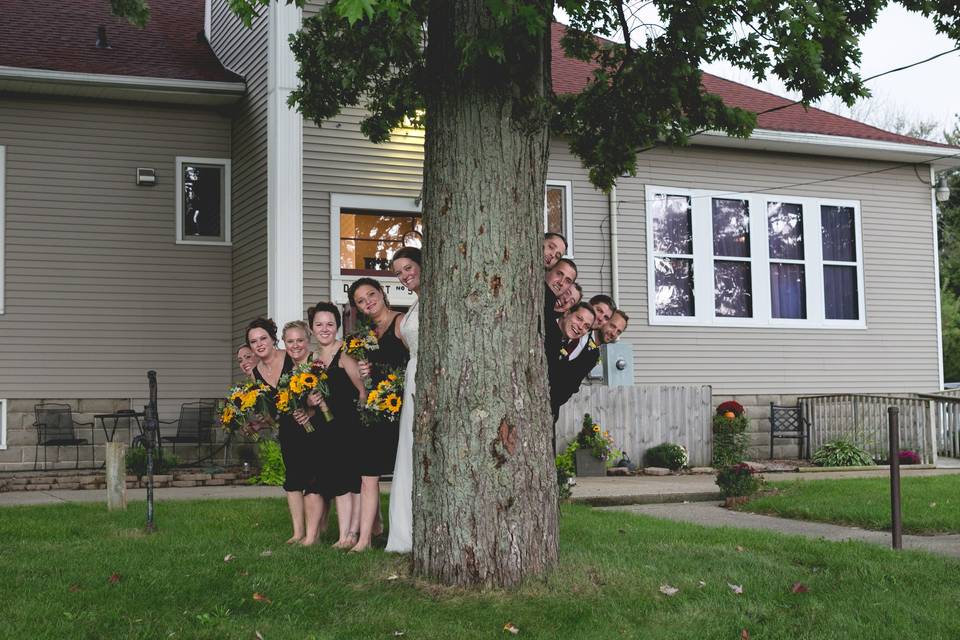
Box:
[412,1,558,587]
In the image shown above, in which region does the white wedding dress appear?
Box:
[386,297,417,552]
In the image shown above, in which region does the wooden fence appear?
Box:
[799,394,937,464]
[556,385,713,466]
[919,393,960,458]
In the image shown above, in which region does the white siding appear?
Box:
[0,97,232,398]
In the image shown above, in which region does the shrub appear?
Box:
[712,404,749,468]
[812,439,874,467]
[898,449,921,465]
[715,463,763,497]
[555,442,578,500]
[575,413,622,465]
[644,443,688,471]
[247,440,285,486]
[125,447,180,478]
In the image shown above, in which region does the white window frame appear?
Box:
[645,185,865,329]
[329,193,421,306]
[0,146,5,315]
[0,399,6,451]
[545,179,574,257]
[175,156,232,246]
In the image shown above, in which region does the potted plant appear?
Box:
[715,462,763,507]
[571,414,622,477]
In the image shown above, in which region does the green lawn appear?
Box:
[1,498,958,640]
[742,474,960,535]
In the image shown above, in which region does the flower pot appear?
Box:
[574,449,606,477]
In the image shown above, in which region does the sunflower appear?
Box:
[366,389,380,405]
[277,389,291,412]
[592,424,600,433]
[221,406,235,425]
[240,391,258,411]
[377,379,391,393]
[387,373,398,382]
[301,372,318,389]
[384,394,402,414]
[349,337,363,349]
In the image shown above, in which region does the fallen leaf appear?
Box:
[238,570,250,577]
[108,573,122,584]
[252,592,272,604]
[930,502,937,508]
[791,582,809,594]
[386,574,399,581]
[503,622,520,634]
[727,583,743,595]
[659,584,679,596]
[741,629,750,640]
[254,632,264,640]
[260,549,273,557]
[224,554,236,563]
[735,545,745,552]
[393,632,405,637]
[697,580,706,588]
[68,584,81,592]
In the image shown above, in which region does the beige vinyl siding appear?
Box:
[0,96,232,398]
[210,0,269,345]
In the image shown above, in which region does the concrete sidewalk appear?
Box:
[606,501,960,559]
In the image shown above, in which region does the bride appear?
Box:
[386,247,421,553]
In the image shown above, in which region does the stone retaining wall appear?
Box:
[0,467,257,493]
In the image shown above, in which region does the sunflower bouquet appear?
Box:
[219,381,275,441]
[275,360,332,431]
[345,317,380,388]
[360,370,404,425]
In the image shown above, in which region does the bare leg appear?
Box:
[318,497,329,534]
[286,491,306,544]
[300,494,326,546]
[348,492,361,536]
[350,476,380,552]
[332,493,357,548]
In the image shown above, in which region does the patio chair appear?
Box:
[159,401,216,461]
[33,403,94,470]
[769,402,811,460]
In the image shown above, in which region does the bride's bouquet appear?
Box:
[275,360,332,432]
[345,318,380,388]
[219,381,275,441]
[360,370,404,425]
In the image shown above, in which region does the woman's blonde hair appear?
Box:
[281,320,310,341]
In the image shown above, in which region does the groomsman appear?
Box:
[545,302,596,423]
[543,232,567,269]
[554,295,617,415]
[601,309,629,344]
[544,257,577,322]
[554,283,583,315]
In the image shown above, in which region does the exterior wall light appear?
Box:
[936,176,951,203]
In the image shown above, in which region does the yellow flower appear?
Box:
[277,389,291,413]
[240,392,257,411]
[366,389,380,405]
[603,430,609,437]
[320,372,329,381]
[221,406,235,425]
[289,375,304,395]
[384,394,402,413]
[592,424,600,433]
[387,373,398,382]
[301,372,318,389]
[349,338,363,349]
[377,380,391,393]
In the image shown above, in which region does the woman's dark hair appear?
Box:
[391,246,422,267]
[308,301,342,329]
[246,317,278,346]
[347,277,389,310]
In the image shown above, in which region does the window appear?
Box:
[0,146,4,314]
[645,185,864,328]
[175,157,231,245]
[545,180,574,255]
[330,194,421,305]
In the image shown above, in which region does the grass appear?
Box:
[1,498,959,639]
[742,474,960,535]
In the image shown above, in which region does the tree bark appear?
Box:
[412,0,558,587]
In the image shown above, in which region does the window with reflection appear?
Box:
[713,198,752,318]
[545,181,574,254]
[175,157,230,245]
[652,194,695,316]
[339,209,422,276]
[768,202,806,319]
[822,205,858,320]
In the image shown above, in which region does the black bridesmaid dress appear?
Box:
[311,346,362,498]
[359,314,409,477]
[255,353,321,494]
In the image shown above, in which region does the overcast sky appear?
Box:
[556,5,960,140]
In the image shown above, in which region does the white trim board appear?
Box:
[932,166,945,389]
[0,399,6,451]
[0,146,4,315]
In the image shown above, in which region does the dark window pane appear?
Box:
[340,209,422,274]
[770,263,807,319]
[824,265,859,320]
[712,198,750,257]
[821,205,857,262]
[652,194,693,255]
[182,165,222,238]
[546,186,566,235]
[655,257,695,316]
[768,202,804,260]
[714,260,752,318]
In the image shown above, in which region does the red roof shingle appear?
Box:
[551,22,946,148]
[0,0,242,83]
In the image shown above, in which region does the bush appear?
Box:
[644,443,688,471]
[575,413,622,465]
[247,440,285,486]
[812,439,874,467]
[715,463,763,497]
[712,411,749,468]
[899,449,921,465]
[125,447,180,478]
[555,442,578,500]
[715,400,745,417]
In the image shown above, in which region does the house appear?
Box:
[1,1,957,469]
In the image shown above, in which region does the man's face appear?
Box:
[591,302,613,329]
[546,262,576,296]
[554,287,582,314]
[561,307,595,340]
[543,236,566,269]
[601,314,627,343]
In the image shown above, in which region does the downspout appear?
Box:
[609,184,620,302]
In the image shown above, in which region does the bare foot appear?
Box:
[300,537,318,547]
[333,532,359,549]
[349,541,370,553]
[286,535,304,545]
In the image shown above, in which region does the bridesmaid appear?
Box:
[347,278,409,552]
[236,345,259,380]
[386,247,421,553]
[305,302,365,549]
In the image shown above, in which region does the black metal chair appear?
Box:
[770,402,811,459]
[160,401,216,461]
[33,403,94,470]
